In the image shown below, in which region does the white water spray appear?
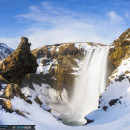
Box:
[66,46,109,124]
[49,46,109,126]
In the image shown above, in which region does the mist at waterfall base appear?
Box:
[48,46,109,126]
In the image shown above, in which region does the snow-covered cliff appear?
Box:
[0,43,13,60]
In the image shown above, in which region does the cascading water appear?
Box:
[61,46,109,125]
[49,46,109,126]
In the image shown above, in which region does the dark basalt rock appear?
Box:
[84,118,94,125]
[109,98,120,106]
[34,96,42,105]
[0,99,3,105]
[103,106,108,111]
[86,119,94,124]
[0,37,38,85]
[0,84,2,90]
[115,74,125,82]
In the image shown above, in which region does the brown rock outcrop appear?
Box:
[2,99,12,112]
[109,28,130,68]
[4,84,14,99]
[0,37,38,84]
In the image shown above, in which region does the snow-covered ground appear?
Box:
[0,96,130,130]
[22,83,68,104]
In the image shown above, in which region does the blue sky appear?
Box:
[0,0,129,49]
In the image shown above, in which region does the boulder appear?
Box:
[4,84,14,99]
[2,99,12,112]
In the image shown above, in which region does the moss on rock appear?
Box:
[4,84,14,99]
[0,37,38,84]
[2,99,12,112]
[109,28,130,68]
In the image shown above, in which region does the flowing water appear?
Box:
[49,46,110,126]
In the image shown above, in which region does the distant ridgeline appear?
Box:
[0,43,13,60]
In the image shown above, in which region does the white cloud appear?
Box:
[0,37,20,49]
[124,12,129,18]
[7,2,128,49]
[29,6,41,13]
[107,11,123,23]
[27,22,125,49]
[41,1,52,10]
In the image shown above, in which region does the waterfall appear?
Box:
[48,46,109,126]
[67,46,109,125]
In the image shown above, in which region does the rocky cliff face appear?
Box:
[0,43,13,60]
[22,42,105,97]
[107,28,130,87]
[109,28,130,68]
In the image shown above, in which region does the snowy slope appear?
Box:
[86,57,130,129]
[0,57,129,130]
[0,43,13,60]
[99,57,130,108]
